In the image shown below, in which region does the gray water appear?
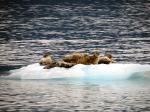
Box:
[0,0,150,68]
[0,0,150,111]
[0,80,150,112]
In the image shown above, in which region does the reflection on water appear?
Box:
[0,0,150,67]
[0,80,150,111]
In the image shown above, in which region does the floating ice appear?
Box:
[3,63,150,80]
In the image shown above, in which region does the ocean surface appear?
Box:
[0,0,150,111]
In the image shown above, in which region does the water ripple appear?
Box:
[0,1,150,67]
[0,80,150,111]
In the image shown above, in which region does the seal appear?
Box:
[39,52,53,65]
[98,53,114,64]
[62,51,99,65]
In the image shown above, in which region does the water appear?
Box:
[0,0,150,67]
[0,80,150,112]
[0,0,150,111]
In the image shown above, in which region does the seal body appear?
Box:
[98,54,114,64]
[39,52,53,65]
[44,61,75,69]
[63,52,99,65]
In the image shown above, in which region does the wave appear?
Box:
[1,63,150,80]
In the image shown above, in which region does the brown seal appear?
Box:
[62,51,99,65]
[98,54,114,64]
[39,52,53,65]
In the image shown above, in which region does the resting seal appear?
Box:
[39,52,53,65]
[98,54,114,64]
[62,52,87,64]
[62,51,100,65]
[44,60,75,69]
